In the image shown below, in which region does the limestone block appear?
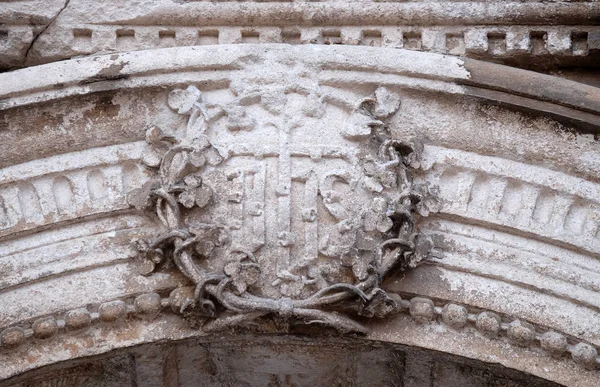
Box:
[464,29,488,54]
[506,28,531,54]
[0,45,598,386]
[546,29,572,55]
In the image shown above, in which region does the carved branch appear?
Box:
[127,82,439,334]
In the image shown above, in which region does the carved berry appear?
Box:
[99,300,127,322]
[135,293,162,315]
[441,304,468,329]
[32,317,58,339]
[540,332,568,357]
[476,312,501,338]
[1,327,25,348]
[571,343,598,370]
[65,308,91,330]
[168,85,202,115]
[507,320,535,347]
[409,297,434,323]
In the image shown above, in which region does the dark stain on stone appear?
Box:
[0,90,147,169]
[29,15,49,26]
[79,60,129,85]
[384,265,453,297]
[32,109,64,131]
[83,94,121,121]
[431,233,459,252]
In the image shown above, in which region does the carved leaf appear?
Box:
[126,180,159,210]
[373,87,400,118]
[177,189,196,209]
[194,240,215,257]
[191,226,230,251]
[413,184,442,216]
[415,201,430,217]
[168,85,202,115]
[131,238,164,276]
[177,185,213,209]
[352,253,372,281]
[342,112,382,139]
[364,203,394,234]
[167,151,192,183]
[189,150,206,169]
[191,134,211,151]
[204,147,224,166]
[224,259,261,294]
[363,176,383,193]
[378,169,397,188]
[145,126,163,144]
[187,112,209,137]
[141,147,163,168]
[411,234,434,266]
[280,281,304,298]
[194,185,213,208]
[183,173,202,188]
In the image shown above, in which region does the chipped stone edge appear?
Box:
[0,45,597,133]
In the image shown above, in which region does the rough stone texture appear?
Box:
[1,353,134,387]
[0,0,67,69]
[64,308,91,330]
[0,336,563,387]
[1,0,599,78]
[0,45,599,385]
[441,303,468,330]
[0,2,599,385]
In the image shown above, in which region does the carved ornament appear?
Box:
[127,67,440,333]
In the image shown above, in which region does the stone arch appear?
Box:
[0,45,598,386]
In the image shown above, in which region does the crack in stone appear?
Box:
[23,0,72,66]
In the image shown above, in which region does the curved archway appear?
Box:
[0,45,598,386]
[0,335,563,387]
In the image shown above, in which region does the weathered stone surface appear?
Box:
[410,297,435,324]
[0,20,599,387]
[540,332,569,358]
[98,300,127,323]
[121,75,439,333]
[31,317,58,339]
[0,0,66,69]
[441,303,468,330]
[64,308,91,330]
[0,336,565,387]
[2,1,600,73]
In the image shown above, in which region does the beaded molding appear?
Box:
[1,291,598,371]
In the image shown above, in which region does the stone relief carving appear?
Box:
[127,66,440,333]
